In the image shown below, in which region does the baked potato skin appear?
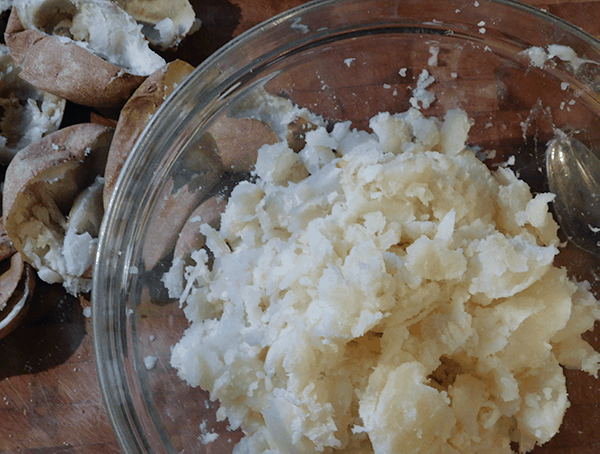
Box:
[0,252,36,341]
[3,122,113,221]
[103,59,195,207]
[0,0,200,330]
[2,123,113,296]
[0,43,66,164]
[4,7,145,108]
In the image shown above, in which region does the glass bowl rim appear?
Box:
[92,0,600,452]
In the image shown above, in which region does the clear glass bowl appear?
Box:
[93,0,600,452]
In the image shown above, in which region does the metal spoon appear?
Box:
[546,137,600,255]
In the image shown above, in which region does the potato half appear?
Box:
[0,44,66,164]
[103,59,195,208]
[5,0,166,108]
[0,251,36,340]
[115,0,199,50]
[174,194,228,262]
[3,123,113,295]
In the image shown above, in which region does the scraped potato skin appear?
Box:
[0,254,36,340]
[0,252,26,310]
[0,43,67,164]
[103,59,195,208]
[3,123,113,223]
[0,219,17,262]
[142,167,223,271]
[209,116,280,173]
[115,0,194,30]
[4,7,145,108]
[174,194,228,262]
[114,0,197,49]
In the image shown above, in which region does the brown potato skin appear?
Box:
[4,7,145,108]
[103,59,196,208]
[174,194,229,262]
[0,254,36,341]
[208,116,280,173]
[115,0,195,29]
[0,219,17,262]
[2,123,113,223]
[2,124,112,289]
[0,252,25,310]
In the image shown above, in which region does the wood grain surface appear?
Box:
[1,0,600,453]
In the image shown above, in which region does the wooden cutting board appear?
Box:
[0,0,599,452]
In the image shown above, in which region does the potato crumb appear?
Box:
[143,355,158,370]
[521,44,598,71]
[428,45,439,66]
[409,69,436,109]
[199,420,220,445]
[168,107,600,453]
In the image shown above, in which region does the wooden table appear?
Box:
[1,0,599,452]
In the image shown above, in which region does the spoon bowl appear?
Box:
[546,137,600,255]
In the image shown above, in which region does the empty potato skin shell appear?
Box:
[0,219,17,262]
[0,43,66,164]
[3,123,113,219]
[4,7,145,108]
[141,170,223,271]
[0,250,25,310]
[174,194,229,262]
[0,253,36,340]
[116,0,194,26]
[114,0,197,49]
[209,116,280,173]
[2,123,113,264]
[103,59,195,208]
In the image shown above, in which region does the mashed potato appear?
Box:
[165,107,600,453]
